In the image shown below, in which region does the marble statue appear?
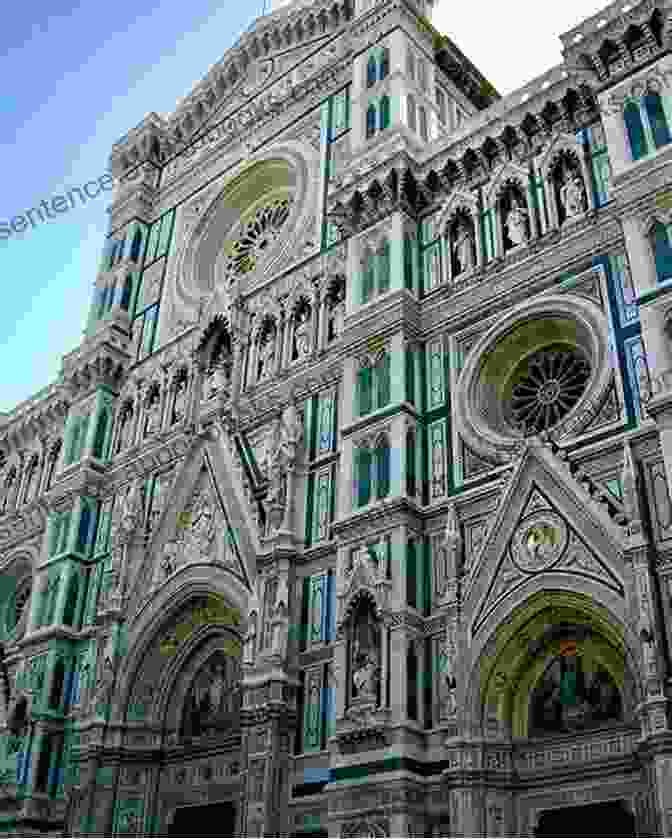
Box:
[559,169,586,219]
[506,199,529,246]
[294,309,312,360]
[453,223,475,273]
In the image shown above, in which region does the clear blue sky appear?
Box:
[0,0,609,413]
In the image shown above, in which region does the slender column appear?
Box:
[129,382,145,446]
[445,232,454,286]
[310,292,320,358]
[14,452,29,508]
[527,181,540,240]
[282,310,293,368]
[231,336,247,402]
[494,202,504,259]
[474,210,484,270]
[248,333,260,388]
[542,174,556,233]
[274,318,283,376]
[318,293,328,352]
[158,366,170,432]
[379,620,389,708]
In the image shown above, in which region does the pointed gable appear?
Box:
[128,429,260,619]
[465,440,626,639]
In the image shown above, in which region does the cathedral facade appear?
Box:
[2,0,672,834]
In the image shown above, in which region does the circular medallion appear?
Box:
[512,511,567,573]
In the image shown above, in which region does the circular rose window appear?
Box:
[454,297,612,465]
[223,196,293,282]
[504,344,591,436]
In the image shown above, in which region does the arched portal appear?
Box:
[475,591,639,739]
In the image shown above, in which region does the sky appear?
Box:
[0,0,613,413]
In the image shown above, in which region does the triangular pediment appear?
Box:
[129,430,259,618]
[465,440,626,639]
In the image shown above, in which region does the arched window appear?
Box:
[378,240,390,293]
[419,106,428,141]
[76,504,92,554]
[130,228,143,262]
[407,94,417,133]
[356,446,372,507]
[366,103,377,139]
[374,437,390,499]
[117,235,126,263]
[406,540,417,607]
[380,95,391,131]
[407,642,418,719]
[67,417,83,466]
[362,249,375,303]
[625,100,649,161]
[652,222,672,284]
[406,429,416,496]
[644,92,672,150]
[379,47,390,81]
[62,575,79,628]
[404,234,415,290]
[120,275,133,311]
[357,365,373,417]
[49,659,66,710]
[108,242,117,270]
[92,408,109,460]
[376,353,391,409]
[366,55,377,88]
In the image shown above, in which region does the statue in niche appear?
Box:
[559,166,586,220]
[329,293,345,342]
[144,392,162,436]
[172,379,187,423]
[305,680,321,748]
[351,604,379,703]
[258,334,276,381]
[270,577,289,658]
[92,637,117,715]
[439,638,458,717]
[116,406,133,453]
[119,481,144,545]
[293,308,312,360]
[186,492,215,557]
[148,476,166,536]
[158,540,179,582]
[453,221,475,274]
[264,404,303,514]
[505,196,529,247]
[353,650,378,701]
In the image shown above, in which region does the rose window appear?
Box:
[223,197,293,281]
[505,345,591,436]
